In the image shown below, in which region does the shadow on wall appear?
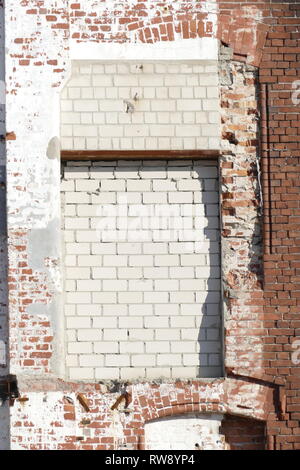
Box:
[0,0,10,451]
[193,166,222,378]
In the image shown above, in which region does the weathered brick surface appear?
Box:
[61,61,219,150]
[2,0,300,451]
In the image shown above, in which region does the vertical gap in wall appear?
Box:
[265,84,273,255]
[260,83,272,256]
[218,157,225,378]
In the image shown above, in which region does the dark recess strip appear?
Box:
[61,149,221,161]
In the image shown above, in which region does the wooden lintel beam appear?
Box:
[61,149,221,161]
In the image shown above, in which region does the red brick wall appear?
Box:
[221,415,266,450]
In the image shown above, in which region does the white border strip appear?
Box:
[70,38,218,61]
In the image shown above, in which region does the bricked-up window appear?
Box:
[61,160,222,381]
[60,61,220,152]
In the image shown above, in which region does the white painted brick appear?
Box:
[103,255,127,266]
[144,292,169,303]
[100,179,125,191]
[94,342,118,353]
[65,305,76,316]
[70,368,94,380]
[117,243,142,254]
[65,192,90,204]
[168,192,193,204]
[126,180,151,191]
[75,180,99,191]
[65,280,76,291]
[61,112,81,124]
[157,354,182,366]
[157,112,170,123]
[170,292,195,303]
[65,255,76,267]
[151,101,176,112]
[77,329,102,341]
[103,329,128,341]
[92,317,117,328]
[95,368,120,380]
[154,255,179,266]
[155,329,180,341]
[144,317,169,328]
[131,355,156,367]
[146,342,170,353]
[129,329,154,341]
[76,231,101,243]
[124,125,149,137]
[66,355,78,367]
[92,292,117,304]
[170,316,195,328]
[65,217,89,230]
[99,125,123,137]
[102,280,127,291]
[65,236,79,250]
[118,292,143,303]
[62,159,221,379]
[66,317,91,329]
[66,267,90,279]
[143,193,167,204]
[68,75,91,87]
[128,305,153,316]
[143,243,168,254]
[64,231,75,242]
[129,255,153,267]
[180,279,205,291]
[171,367,197,378]
[92,74,113,87]
[120,368,146,380]
[91,243,116,255]
[149,125,175,137]
[181,329,201,341]
[154,280,179,291]
[154,304,179,316]
[79,355,104,367]
[146,368,171,379]
[118,267,142,279]
[93,112,105,123]
[102,305,127,316]
[176,125,201,137]
[181,254,206,266]
[152,180,176,191]
[114,75,139,86]
[66,292,91,304]
[106,354,130,367]
[120,342,144,354]
[177,100,202,111]
[143,267,168,278]
[171,342,196,353]
[61,100,72,112]
[68,342,92,354]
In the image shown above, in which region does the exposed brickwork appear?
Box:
[2,0,300,451]
[10,378,272,450]
[220,415,266,451]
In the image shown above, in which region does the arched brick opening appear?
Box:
[129,378,272,449]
